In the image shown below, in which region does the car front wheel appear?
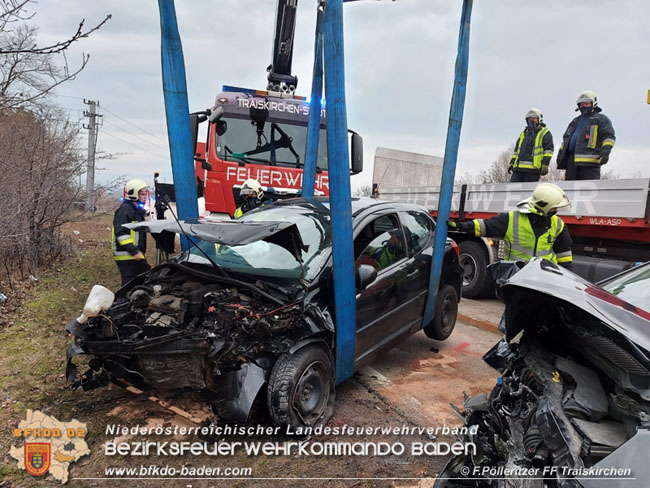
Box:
[267,345,335,430]
[423,284,458,341]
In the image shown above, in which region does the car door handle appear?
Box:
[407,270,420,279]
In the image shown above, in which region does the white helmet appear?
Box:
[525,107,543,123]
[576,90,598,108]
[519,183,570,216]
[240,178,264,200]
[124,179,149,201]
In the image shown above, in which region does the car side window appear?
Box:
[354,214,406,271]
[401,211,433,255]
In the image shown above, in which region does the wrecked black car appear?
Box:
[436,259,650,488]
[66,198,462,428]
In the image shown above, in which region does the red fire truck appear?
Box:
[192,86,338,217]
[188,1,362,217]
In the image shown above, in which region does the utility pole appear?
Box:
[83,99,101,212]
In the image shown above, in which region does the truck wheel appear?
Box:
[458,241,492,298]
[423,284,458,341]
[267,345,335,430]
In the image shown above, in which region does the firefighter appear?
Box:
[508,108,554,182]
[556,90,616,181]
[234,179,268,218]
[112,178,150,287]
[450,183,573,269]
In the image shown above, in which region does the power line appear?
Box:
[101,131,169,161]
[100,104,169,144]
[103,118,169,152]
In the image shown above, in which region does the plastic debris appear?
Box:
[0,293,7,303]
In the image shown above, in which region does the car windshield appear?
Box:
[600,264,650,313]
[185,205,331,281]
[216,117,328,170]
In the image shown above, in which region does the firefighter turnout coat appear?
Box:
[458,208,572,267]
[510,124,554,173]
[112,200,147,261]
[556,108,615,169]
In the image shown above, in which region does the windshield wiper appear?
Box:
[233,123,300,167]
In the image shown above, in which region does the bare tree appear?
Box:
[0,1,110,109]
[0,1,110,283]
[353,184,373,197]
[476,147,513,184]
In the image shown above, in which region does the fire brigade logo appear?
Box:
[25,443,51,476]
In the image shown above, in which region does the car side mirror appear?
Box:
[356,264,377,290]
[350,131,363,174]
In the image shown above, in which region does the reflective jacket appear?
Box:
[510,124,553,172]
[460,208,572,267]
[557,108,615,168]
[112,200,147,261]
[234,199,270,219]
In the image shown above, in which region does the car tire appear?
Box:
[423,284,458,341]
[267,345,335,430]
[458,241,492,298]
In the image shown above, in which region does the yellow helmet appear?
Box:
[124,179,149,200]
[240,179,264,200]
[520,183,570,215]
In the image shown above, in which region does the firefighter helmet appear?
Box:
[525,108,543,123]
[124,179,149,201]
[521,183,570,215]
[240,179,264,200]
[576,90,598,108]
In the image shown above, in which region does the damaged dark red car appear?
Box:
[66,198,462,429]
[436,259,650,488]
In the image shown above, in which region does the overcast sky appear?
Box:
[35,0,650,189]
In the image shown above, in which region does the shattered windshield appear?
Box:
[601,264,650,313]
[187,206,331,281]
[215,117,328,170]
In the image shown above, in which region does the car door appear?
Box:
[353,212,411,367]
[397,210,436,329]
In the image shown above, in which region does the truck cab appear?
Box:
[191,86,363,217]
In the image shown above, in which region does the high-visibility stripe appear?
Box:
[114,254,137,261]
[602,138,615,147]
[474,219,482,237]
[574,154,601,163]
[117,235,135,245]
[589,125,598,149]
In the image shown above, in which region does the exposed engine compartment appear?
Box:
[436,274,650,488]
[65,262,330,421]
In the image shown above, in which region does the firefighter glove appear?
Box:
[507,165,514,174]
[601,155,609,165]
[540,165,549,176]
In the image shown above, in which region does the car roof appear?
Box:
[267,197,428,217]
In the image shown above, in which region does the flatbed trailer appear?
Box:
[380,179,650,297]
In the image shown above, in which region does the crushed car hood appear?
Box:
[501,258,650,400]
[502,258,650,353]
[125,218,308,262]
